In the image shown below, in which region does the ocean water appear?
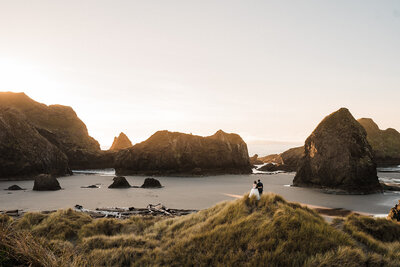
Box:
[70,166,400,187]
[377,165,400,189]
[1,172,399,215]
[72,169,115,176]
[377,165,400,173]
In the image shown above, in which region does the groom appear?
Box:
[257,179,263,195]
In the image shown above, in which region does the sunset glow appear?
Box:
[1,1,399,151]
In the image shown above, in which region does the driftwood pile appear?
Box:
[1,204,196,219]
[74,204,197,218]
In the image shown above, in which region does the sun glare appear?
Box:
[0,58,63,105]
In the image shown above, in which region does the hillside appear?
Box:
[0,92,114,172]
[1,193,400,266]
[0,108,70,178]
[358,118,400,165]
[0,92,100,152]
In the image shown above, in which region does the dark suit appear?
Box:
[257,182,263,195]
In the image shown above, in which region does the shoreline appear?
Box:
[0,196,377,222]
[1,172,399,216]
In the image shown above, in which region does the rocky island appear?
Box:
[293,108,381,194]
[115,130,252,176]
[262,118,400,172]
[108,176,131,188]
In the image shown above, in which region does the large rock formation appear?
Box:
[358,118,400,166]
[0,107,70,179]
[115,130,252,176]
[33,174,62,191]
[110,132,133,151]
[0,92,114,171]
[293,108,381,194]
[258,146,304,172]
[261,118,400,171]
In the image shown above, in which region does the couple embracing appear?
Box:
[249,179,263,200]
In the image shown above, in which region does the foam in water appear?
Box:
[252,164,285,175]
[377,165,400,172]
[72,169,115,176]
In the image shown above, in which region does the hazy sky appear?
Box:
[0,1,399,151]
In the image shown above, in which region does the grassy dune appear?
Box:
[1,193,400,266]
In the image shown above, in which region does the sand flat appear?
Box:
[0,172,399,215]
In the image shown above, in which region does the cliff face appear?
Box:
[358,118,400,166]
[280,146,304,171]
[0,108,70,178]
[0,92,111,170]
[293,108,380,194]
[0,92,100,152]
[110,132,133,151]
[114,130,252,175]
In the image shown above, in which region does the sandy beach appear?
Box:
[1,171,399,216]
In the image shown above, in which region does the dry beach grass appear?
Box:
[1,193,400,266]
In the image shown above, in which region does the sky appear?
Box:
[0,1,399,153]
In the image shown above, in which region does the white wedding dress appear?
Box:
[249,184,260,200]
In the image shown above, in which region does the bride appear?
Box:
[249,181,260,200]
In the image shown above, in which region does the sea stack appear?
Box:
[293,108,381,194]
[358,118,400,166]
[33,174,62,191]
[141,178,162,188]
[114,130,252,176]
[108,176,131,188]
[110,132,133,151]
